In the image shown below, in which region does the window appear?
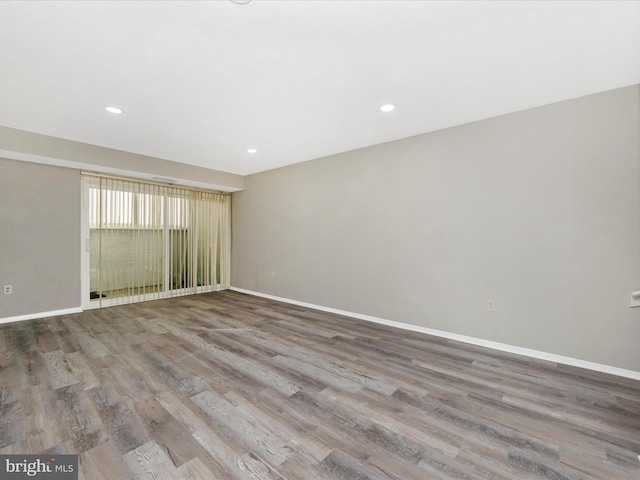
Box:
[81,174,230,308]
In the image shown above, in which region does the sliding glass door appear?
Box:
[81,174,230,308]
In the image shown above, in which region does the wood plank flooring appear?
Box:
[1,290,639,479]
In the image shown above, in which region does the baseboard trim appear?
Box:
[230,287,640,381]
[0,307,83,326]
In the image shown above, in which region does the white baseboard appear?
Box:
[230,287,640,381]
[0,307,83,326]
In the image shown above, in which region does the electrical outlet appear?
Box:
[487,300,495,312]
[4,285,13,295]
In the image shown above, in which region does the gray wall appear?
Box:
[232,85,640,371]
[0,158,81,317]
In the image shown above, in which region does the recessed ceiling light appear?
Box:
[380,104,395,112]
[247,148,257,154]
[105,106,123,114]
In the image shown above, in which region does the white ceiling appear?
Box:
[1,1,639,176]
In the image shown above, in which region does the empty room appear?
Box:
[1,1,639,479]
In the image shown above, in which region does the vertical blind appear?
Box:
[83,174,230,307]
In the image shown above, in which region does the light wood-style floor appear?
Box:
[1,291,639,479]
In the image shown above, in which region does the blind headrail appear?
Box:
[81,171,230,196]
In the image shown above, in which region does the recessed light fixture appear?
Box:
[230,0,252,4]
[105,106,123,114]
[247,148,257,154]
[380,104,395,112]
